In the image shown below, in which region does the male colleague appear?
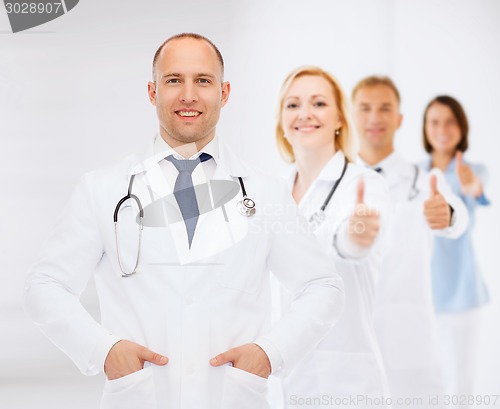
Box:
[25,33,344,409]
[352,76,467,407]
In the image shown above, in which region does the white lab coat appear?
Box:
[24,137,345,409]
[358,153,468,405]
[279,152,391,409]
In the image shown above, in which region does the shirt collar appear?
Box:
[422,157,456,173]
[357,151,397,171]
[316,150,347,181]
[286,150,346,188]
[153,134,220,164]
[357,152,415,179]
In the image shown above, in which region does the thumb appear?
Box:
[429,174,438,198]
[356,177,365,205]
[139,347,168,366]
[210,348,237,367]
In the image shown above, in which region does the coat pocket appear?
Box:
[101,366,157,409]
[221,366,270,409]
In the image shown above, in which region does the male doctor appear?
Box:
[24,33,344,409]
[351,76,468,407]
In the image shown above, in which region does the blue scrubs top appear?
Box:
[420,157,491,313]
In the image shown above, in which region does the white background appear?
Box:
[1,0,499,408]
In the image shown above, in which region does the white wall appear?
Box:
[1,0,498,407]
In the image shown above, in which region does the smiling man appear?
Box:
[352,76,468,407]
[24,33,344,409]
[149,35,227,150]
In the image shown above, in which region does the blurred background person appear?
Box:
[422,95,491,406]
[352,77,468,408]
[275,66,390,409]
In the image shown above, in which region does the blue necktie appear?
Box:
[166,153,212,248]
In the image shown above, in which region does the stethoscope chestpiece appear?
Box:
[309,210,326,231]
[308,156,348,231]
[407,187,420,201]
[237,196,256,217]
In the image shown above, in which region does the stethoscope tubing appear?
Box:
[308,157,348,229]
[408,164,420,201]
[113,174,254,277]
[320,158,349,212]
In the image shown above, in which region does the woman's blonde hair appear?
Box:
[275,66,356,163]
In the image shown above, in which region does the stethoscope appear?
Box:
[408,164,420,201]
[373,164,420,201]
[113,174,255,277]
[308,157,349,230]
[307,160,420,232]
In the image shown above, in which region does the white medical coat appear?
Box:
[359,153,468,404]
[280,152,390,409]
[24,137,345,409]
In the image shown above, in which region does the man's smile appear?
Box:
[176,110,201,118]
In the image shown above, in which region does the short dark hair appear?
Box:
[352,75,401,105]
[152,33,224,80]
[423,95,469,154]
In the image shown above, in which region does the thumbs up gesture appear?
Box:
[347,178,381,248]
[455,151,483,197]
[424,175,451,229]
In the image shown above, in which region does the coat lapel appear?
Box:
[186,144,250,263]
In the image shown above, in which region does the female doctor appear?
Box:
[275,66,390,408]
[422,95,491,403]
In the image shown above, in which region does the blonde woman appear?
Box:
[275,67,390,408]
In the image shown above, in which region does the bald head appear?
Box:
[152,33,224,82]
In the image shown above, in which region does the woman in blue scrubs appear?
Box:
[422,95,491,404]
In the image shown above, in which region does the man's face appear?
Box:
[148,38,230,147]
[352,85,402,151]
